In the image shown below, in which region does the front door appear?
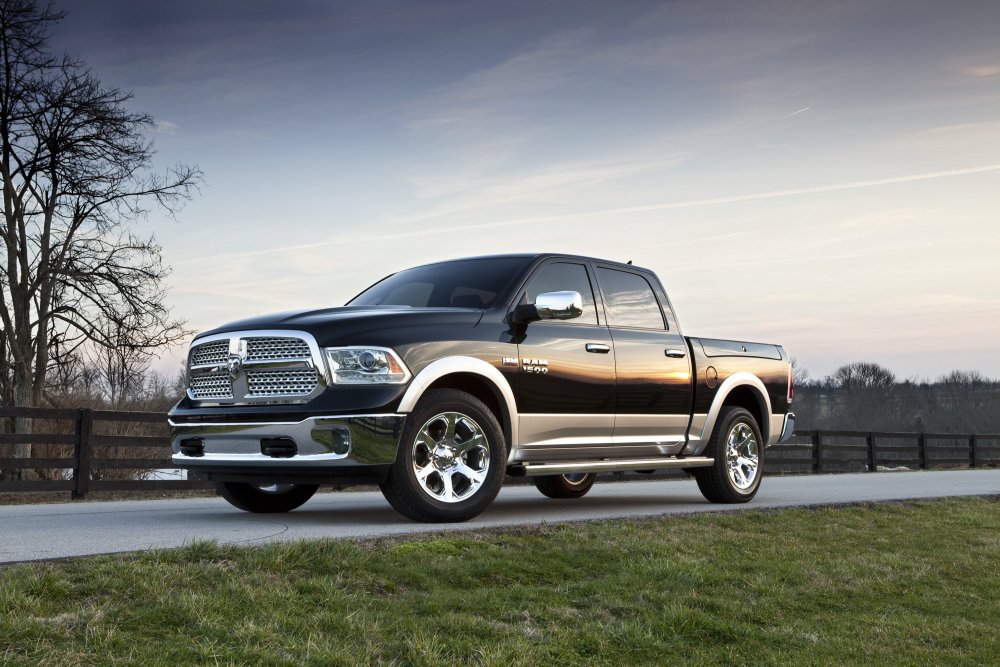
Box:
[513,260,615,457]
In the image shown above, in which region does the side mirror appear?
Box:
[515,290,583,323]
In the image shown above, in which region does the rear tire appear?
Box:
[216,482,319,513]
[533,473,596,499]
[380,389,506,523]
[693,406,763,503]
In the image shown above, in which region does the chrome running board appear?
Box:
[510,456,714,476]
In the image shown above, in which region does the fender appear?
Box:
[685,372,773,456]
[396,356,519,449]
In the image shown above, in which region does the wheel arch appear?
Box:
[397,357,517,452]
[687,372,773,455]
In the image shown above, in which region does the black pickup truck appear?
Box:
[170,254,795,522]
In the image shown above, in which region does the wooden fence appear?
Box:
[0,407,210,498]
[1,407,998,498]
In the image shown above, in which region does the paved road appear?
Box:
[1,469,997,564]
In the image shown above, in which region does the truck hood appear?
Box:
[195,306,484,347]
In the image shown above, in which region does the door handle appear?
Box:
[585,343,611,354]
[664,349,686,358]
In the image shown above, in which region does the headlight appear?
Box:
[323,346,411,385]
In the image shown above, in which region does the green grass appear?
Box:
[2,498,998,666]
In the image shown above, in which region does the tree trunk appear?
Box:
[8,364,36,480]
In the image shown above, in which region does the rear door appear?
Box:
[594,265,692,453]
[513,260,615,456]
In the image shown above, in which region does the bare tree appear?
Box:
[0,0,200,476]
[832,361,898,430]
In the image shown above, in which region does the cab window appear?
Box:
[596,268,665,330]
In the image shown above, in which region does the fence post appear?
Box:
[73,408,93,499]
[970,434,978,468]
[813,431,822,473]
[917,433,927,470]
[867,432,876,472]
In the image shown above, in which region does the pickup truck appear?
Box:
[169,254,795,522]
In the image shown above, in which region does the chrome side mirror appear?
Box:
[534,291,583,320]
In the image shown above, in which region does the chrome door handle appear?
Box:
[664,349,686,358]
[585,343,611,354]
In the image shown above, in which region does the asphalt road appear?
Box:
[2,469,998,564]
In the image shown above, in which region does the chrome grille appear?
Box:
[187,331,322,404]
[191,340,229,366]
[247,369,318,397]
[190,373,233,399]
[245,337,311,361]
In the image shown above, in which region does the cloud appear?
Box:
[153,119,178,133]
[405,29,593,133]
[966,64,1000,77]
[177,162,1000,266]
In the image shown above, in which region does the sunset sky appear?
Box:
[54,0,1000,381]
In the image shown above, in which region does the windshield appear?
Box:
[348,257,534,309]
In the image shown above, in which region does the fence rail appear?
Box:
[0,406,210,497]
[1,407,998,498]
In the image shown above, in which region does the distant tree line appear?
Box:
[793,361,1000,434]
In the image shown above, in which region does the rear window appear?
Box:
[348,257,534,309]
[596,268,665,330]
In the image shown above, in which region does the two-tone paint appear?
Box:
[169,253,795,484]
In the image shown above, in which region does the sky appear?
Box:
[51,0,1000,381]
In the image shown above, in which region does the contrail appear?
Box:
[552,163,1000,218]
[179,163,1000,263]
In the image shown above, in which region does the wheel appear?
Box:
[693,406,763,503]
[215,482,319,513]
[379,388,506,522]
[533,472,596,499]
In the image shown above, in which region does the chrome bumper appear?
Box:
[778,412,796,444]
[169,414,406,468]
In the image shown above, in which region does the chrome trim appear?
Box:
[513,442,685,462]
[186,330,327,406]
[535,290,583,320]
[170,413,406,466]
[778,412,796,444]
[516,456,713,476]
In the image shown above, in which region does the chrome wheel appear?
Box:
[561,473,590,486]
[726,421,759,490]
[411,411,490,503]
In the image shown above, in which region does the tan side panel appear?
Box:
[517,413,615,448]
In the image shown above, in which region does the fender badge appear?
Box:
[502,356,519,367]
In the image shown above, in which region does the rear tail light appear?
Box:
[788,364,795,404]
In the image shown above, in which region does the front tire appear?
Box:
[216,482,319,513]
[380,389,507,522]
[533,473,596,499]
[693,406,763,503]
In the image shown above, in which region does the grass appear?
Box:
[1,497,998,666]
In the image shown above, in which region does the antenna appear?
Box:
[627,260,632,265]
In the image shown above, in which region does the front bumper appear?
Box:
[169,413,406,469]
[777,412,796,444]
